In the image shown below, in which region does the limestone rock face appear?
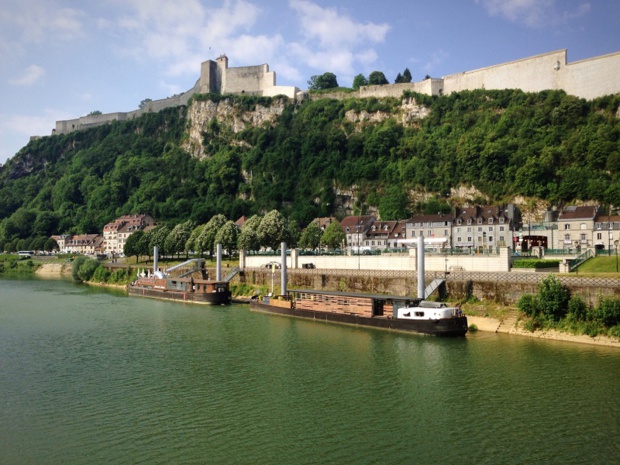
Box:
[344,98,430,128]
[184,99,286,159]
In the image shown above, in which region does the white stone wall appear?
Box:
[243,247,511,272]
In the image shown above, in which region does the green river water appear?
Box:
[0,277,618,464]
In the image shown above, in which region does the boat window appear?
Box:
[415,311,424,317]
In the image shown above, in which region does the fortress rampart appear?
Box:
[53,49,619,136]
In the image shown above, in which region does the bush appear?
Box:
[517,293,539,317]
[594,298,620,327]
[567,295,588,321]
[77,258,100,282]
[512,259,560,269]
[537,275,569,321]
[71,256,88,281]
[92,266,111,283]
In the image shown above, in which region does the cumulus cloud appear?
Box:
[0,0,84,45]
[288,0,390,79]
[9,65,46,86]
[115,0,267,76]
[475,0,591,28]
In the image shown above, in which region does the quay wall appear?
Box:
[237,268,620,306]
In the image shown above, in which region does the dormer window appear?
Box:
[477,218,483,225]
[346,227,350,232]
[457,219,462,225]
[488,218,494,224]
[467,219,472,225]
[499,217,505,224]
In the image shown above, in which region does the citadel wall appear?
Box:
[52,49,619,136]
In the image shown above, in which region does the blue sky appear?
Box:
[1,0,618,164]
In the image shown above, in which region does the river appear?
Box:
[1,277,618,464]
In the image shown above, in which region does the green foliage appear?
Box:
[257,210,286,250]
[537,275,570,321]
[71,256,100,282]
[517,293,539,317]
[352,73,368,90]
[307,72,339,91]
[92,265,111,283]
[1,89,620,248]
[124,230,145,262]
[368,71,388,85]
[214,220,239,255]
[321,220,346,249]
[512,259,561,269]
[594,297,620,327]
[299,221,322,250]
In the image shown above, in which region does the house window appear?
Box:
[564,234,570,241]
[478,227,482,232]
[427,230,432,236]
[477,218,483,224]
[457,219,462,225]
[467,237,472,242]
[489,236,494,242]
[499,218,505,224]
[489,218,494,224]
[564,224,571,230]
[467,227,472,232]
[457,237,462,242]
[580,223,587,230]
[467,219,472,225]
[488,227,493,231]
[444,230,448,236]
[580,233,586,241]
[597,233,602,240]
[500,226,505,232]
[457,227,461,233]
[500,236,505,242]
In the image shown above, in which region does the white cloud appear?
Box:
[9,65,46,86]
[422,50,449,75]
[0,0,84,45]
[475,0,591,28]
[288,0,390,76]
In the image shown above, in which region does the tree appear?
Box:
[148,225,171,257]
[368,71,388,85]
[214,220,239,256]
[380,186,410,220]
[198,214,228,255]
[257,210,286,250]
[124,230,144,263]
[186,224,206,255]
[352,73,368,90]
[284,219,301,249]
[395,68,412,83]
[321,221,346,249]
[139,98,153,109]
[165,220,195,258]
[237,228,260,252]
[307,72,339,91]
[537,275,570,321]
[299,221,322,250]
[44,237,59,252]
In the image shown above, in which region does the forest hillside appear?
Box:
[0,89,619,248]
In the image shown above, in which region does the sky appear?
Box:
[0,0,618,164]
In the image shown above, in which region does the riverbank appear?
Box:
[27,263,620,348]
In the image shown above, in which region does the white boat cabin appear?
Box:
[396,301,458,320]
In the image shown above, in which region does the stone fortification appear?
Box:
[52,49,618,136]
[54,55,298,136]
[442,49,620,101]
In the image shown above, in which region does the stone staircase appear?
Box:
[496,310,520,333]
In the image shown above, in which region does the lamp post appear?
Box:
[615,240,619,273]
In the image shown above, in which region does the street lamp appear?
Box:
[615,240,619,273]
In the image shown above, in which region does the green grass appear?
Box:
[576,256,620,274]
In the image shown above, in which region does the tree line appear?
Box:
[0,89,618,250]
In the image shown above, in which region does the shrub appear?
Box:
[77,258,100,282]
[567,295,588,321]
[517,293,539,317]
[594,298,620,327]
[71,256,88,281]
[512,259,560,269]
[92,266,111,283]
[537,275,570,321]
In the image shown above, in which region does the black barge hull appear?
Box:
[128,286,232,305]
[250,300,468,336]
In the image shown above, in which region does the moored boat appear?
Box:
[129,274,232,305]
[250,289,468,336]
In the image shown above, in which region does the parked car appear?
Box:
[264,261,281,269]
[302,263,316,269]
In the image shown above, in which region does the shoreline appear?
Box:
[32,263,620,348]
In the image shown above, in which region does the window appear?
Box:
[580,234,586,241]
[564,224,571,230]
[457,227,461,233]
[467,227,472,232]
[489,236,494,242]
[489,218,494,224]
[564,234,570,241]
[467,219,472,225]
[427,230,432,236]
[597,233,602,240]
[467,236,472,242]
[478,227,482,232]
[444,229,448,236]
[477,218,483,224]
[500,236,505,242]
[499,218,505,224]
[488,226,493,231]
[457,237,462,242]
[500,226,505,232]
[580,223,587,230]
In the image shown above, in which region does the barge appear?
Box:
[250,289,468,336]
[128,255,232,305]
